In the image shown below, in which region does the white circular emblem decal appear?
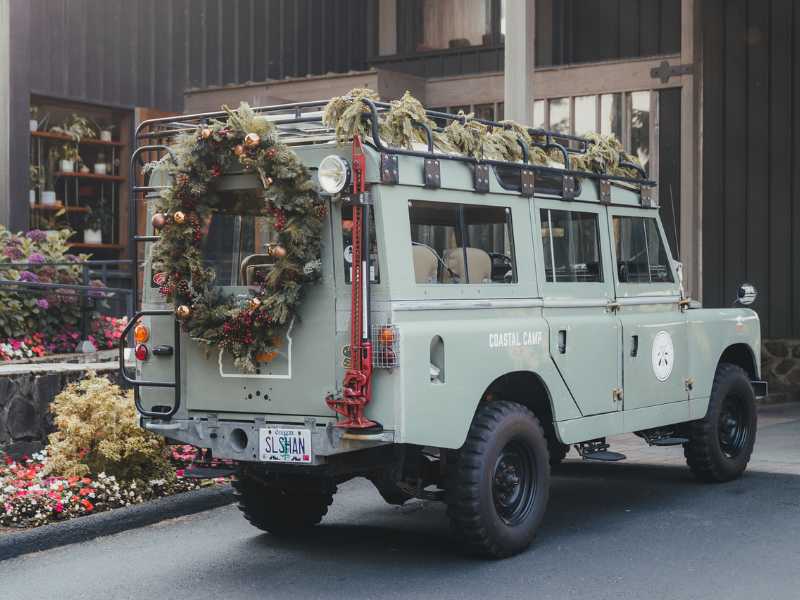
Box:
[651,330,674,382]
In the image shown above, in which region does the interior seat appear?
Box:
[443,247,492,283]
[412,243,439,284]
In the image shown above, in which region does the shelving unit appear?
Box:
[29,122,127,253]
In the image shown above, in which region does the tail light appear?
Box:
[134,324,150,344]
[135,344,149,361]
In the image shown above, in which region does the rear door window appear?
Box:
[409,200,515,284]
[540,209,603,283]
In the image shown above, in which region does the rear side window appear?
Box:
[612,216,674,283]
[540,209,603,283]
[409,201,515,284]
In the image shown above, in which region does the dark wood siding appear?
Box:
[25,0,371,112]
[537,0,681,67]
[702,0,800,339]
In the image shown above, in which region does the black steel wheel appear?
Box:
[232,472,335,535]
[447,401,550,558]
[685,362,757,482]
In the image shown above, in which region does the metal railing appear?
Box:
[0,259,133,351]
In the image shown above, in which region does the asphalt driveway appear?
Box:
[3,403,799,600]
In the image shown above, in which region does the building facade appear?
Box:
[1,0,799,393]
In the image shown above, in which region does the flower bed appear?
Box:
[0,374,230,529]
[0,447,218,528]
[0,226,128,361]
[0,316,126,361]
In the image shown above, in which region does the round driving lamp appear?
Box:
[317,155,350,194]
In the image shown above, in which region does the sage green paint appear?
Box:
[138,143,761,456]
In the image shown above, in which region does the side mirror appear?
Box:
[736,283,757,306]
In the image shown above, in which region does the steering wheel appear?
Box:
[489,252,513,283]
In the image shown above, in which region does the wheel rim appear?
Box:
[492,438,537,526]
[718,394,751,459]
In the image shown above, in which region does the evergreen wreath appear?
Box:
[150,103,326,372]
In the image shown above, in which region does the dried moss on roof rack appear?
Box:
[323,88,644,181]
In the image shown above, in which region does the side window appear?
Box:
[540,209,603,283]
[612,216,674,283]
[409,201,515,284]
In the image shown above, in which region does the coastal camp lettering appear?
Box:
[488,330,543,348]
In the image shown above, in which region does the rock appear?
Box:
[774,359,796,377]
[7,394,41,441]
[764,341,788,358]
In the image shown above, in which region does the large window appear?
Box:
[409,201,515,284]
[612,216,673,284]
[418,0,493,51]
[540,209,603,283]
[533,91,651,174]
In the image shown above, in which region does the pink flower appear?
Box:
[55,502,63,513]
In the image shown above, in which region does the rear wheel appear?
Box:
[447,401,550,558]
[232,473,335,535]
[684,363,757,482]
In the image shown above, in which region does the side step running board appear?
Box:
[577,439,626,462]
[650,437,689,447]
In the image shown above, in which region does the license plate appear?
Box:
[259,427,312,463]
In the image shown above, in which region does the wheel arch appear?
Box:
[480,370,561,443]
[718,343,759,380]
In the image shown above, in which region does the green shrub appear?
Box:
[46,372,172,481]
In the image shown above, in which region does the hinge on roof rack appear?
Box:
[520,169,535,196]
[598,180,612,204]
[380,153,399,184]
[423,158,441,188]
[562,175,577,199]
[640,186,659,208]
[473,164,490,193]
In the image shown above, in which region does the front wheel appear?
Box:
[684,363,757,482]
[447,401,550,558]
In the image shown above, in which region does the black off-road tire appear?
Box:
[447,401,551,558]
[232,474,334,535]
[684,363,757,483]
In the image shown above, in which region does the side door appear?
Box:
[606,208,688,410]
[535,200,622,416]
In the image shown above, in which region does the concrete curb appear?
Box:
[0,484,236,562]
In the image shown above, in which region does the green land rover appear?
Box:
[121,95,765,558]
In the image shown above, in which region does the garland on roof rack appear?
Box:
[322,88,642,179]
[149,102,326,372]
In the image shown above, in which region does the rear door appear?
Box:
[535,200,622,416]
[183,179,338,417]
[606,207,688,409]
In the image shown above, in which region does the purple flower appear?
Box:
[36,298,49,310]
[27,253,45,264]
[25,230,48,243]
[3,247,24,260]
[18,271,39,283]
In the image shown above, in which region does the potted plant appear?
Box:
[50,114,97,142]
[42,148,59,206]
[30,106,39,132]
[29,165,44,206]
[83,211,103,244]
[98,123,115,142]
[94,151,107,175]
[59,144,81,173]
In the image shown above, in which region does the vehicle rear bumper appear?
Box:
[141,417,395,465]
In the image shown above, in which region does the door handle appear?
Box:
[607,301,621,312]
[557,329,567,354]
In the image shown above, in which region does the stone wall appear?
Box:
[762,339,800,402]
[0,364,122,456]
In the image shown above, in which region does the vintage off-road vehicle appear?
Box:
[121,98,765,558]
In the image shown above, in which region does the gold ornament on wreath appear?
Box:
[149,102,326,373]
